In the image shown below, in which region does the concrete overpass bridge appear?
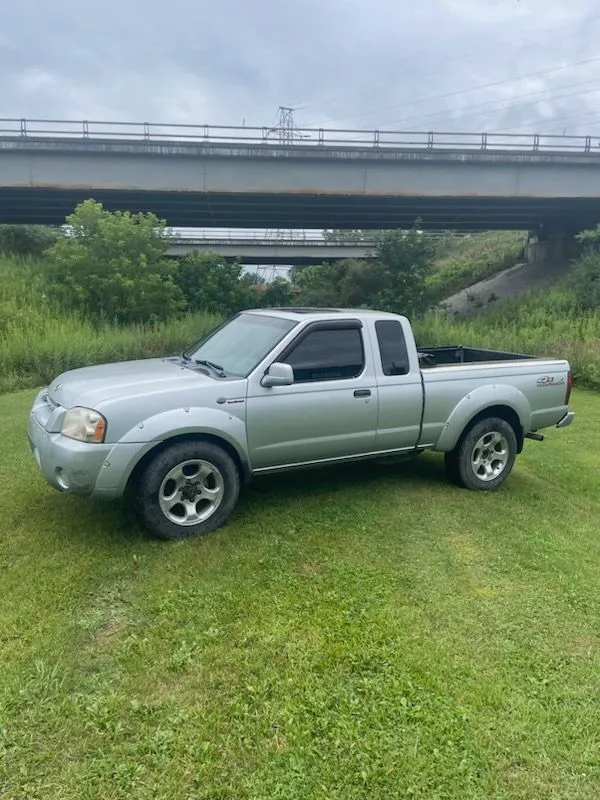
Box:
[2,119,600,233]
[166,231,378,263]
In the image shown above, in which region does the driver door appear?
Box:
[246,321,378,470]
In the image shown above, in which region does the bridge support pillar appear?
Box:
[526,229,581,265]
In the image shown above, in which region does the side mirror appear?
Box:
[261,362,294,387]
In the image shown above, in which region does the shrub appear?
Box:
[44,200,184,325]
[0,225,60,257]
[174,252,258,315]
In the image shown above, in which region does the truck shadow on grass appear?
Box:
[235,453,452,532]
[247,452,448,499]
[30,453,457,546]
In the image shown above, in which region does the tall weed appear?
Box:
[414,288,600,389]
[427,232,526,302]
[0,255,219,393]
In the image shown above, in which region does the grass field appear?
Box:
[1,387,599,799]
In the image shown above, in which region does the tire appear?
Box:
[136,440,240,540]
[444,417,518,491]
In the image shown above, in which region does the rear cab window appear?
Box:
[375,320,410,376]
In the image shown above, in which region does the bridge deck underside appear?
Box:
[2,187,600,231]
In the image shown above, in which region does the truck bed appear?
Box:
[417,345,539,368]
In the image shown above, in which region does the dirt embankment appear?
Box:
[441,258,571,317]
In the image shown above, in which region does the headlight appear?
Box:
[61,407,107,443]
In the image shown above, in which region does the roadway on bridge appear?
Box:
[2,121,600,231]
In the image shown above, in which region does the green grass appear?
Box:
[0,307,220,393]
[2,387,600,798]
[427,232,526,302]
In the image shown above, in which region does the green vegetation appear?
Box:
[0,213,442,391]
[414,232,600,390]
[293,231,525,312]
[0,223,60,257]
[176,252,294,314]
[3,211,600,798]
[0,252,218,393]
[414,287,600,389]
[0,207,597,396]
[566,223,600,311]
[293,226,436,316]
[426,232,526,303]
[2,386,600,798]
[45,200,186,324]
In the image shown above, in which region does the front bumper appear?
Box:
[556,410,575,429]
[28,411,113,495]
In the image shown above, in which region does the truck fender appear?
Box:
[114,407,250,485]
[433,384,532,453]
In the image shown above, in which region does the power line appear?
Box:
[386,75,600,132]
[306,54,600,130]
[518,108,600,135]
[298,12,600,122]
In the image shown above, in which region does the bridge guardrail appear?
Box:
[169,238,378,247]
[168,230,467,244]
[1,118,600,154]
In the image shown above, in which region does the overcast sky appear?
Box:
[2,0,599,137]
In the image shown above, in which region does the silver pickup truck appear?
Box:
[28,307,574,540]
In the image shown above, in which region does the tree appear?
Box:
[372,227,435,316]
[259,276,295,307]
[45,200,183,324]
[174,252,256,315]
[292,227,436,315]
[292,261,349,306]
[337,259,386,307]
[576,224,600,250]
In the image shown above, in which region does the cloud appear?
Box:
[1,0,600,137]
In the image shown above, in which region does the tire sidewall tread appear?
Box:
[137,441,240,540]
[452,417,517,491]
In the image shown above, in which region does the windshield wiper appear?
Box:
[194,359,226,377]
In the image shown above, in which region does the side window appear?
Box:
[375,320,410,376]
[283,327,364,383]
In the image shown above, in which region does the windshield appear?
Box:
[184,313,297,377]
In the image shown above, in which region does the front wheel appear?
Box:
[445,417,518,491]
[136,441,240,540]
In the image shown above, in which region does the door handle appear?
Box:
[353,389,371,398]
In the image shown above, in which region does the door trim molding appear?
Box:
[252,444,434,475]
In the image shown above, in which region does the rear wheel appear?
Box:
[136,441,240,540]
[445,417,517,491]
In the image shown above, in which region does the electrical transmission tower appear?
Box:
[277,106,295,144]
[263,105,307,261]
[265,105,296,145]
